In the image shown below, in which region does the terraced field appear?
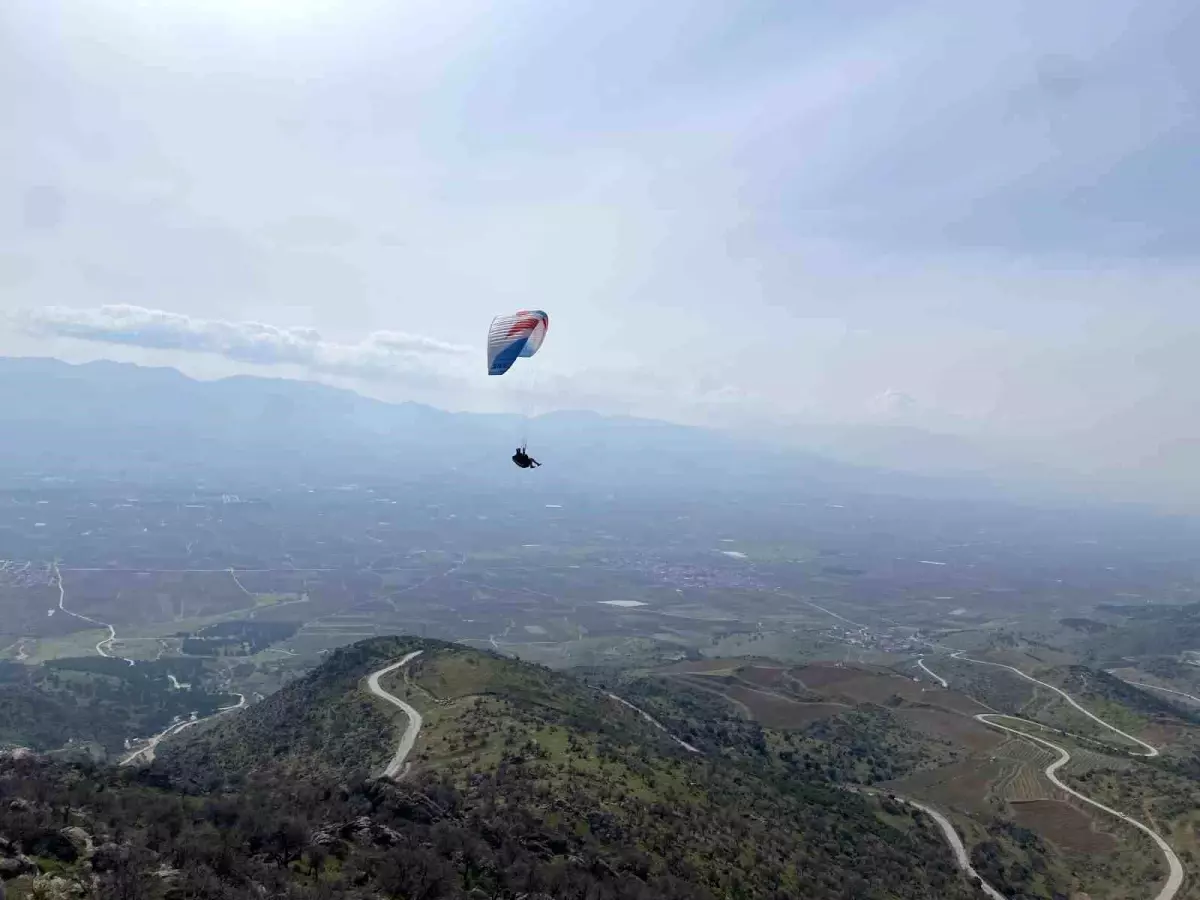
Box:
[1003,762,1053,802]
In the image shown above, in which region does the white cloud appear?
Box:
[3,0,1200,507]
[15,305,473,384]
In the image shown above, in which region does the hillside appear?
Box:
[598,658,1193,900]
[0,658,236,760]
[159,635,430,786]
[1085,601,1200,664]
[146,636,981,900]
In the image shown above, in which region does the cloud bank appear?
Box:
[13,304,760,426]
[16,305,473,383]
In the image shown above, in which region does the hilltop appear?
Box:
[157,635,430,786]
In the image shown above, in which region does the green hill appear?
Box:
[145,636,980,900]
[158,635,429,786]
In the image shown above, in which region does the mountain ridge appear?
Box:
[0,354,1079,509]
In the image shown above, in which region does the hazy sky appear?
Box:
[2,1,1198,496]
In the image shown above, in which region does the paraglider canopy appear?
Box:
[487,310,549,376]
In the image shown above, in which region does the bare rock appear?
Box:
[0,854,37,879]
[27,874,86,899]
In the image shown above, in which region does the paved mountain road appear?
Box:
[366,651,425,779]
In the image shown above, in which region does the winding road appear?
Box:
[120,692,246,766]
[919,655,1183,900]
[1109,675,1200,707]
[54,562,135,667]
[916,657,948,688]
[948,650,1158,757]
[977,712,1183,900]
[891,794,1006,900]
[366,651,425,779]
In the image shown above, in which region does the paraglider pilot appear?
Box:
[513,446,540,469]
[487,310,549,471]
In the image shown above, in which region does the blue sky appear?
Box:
[1,0,1198,500]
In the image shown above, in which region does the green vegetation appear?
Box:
[597,670,952,785]
[1086,601,1200,660]
[160,635,428,785]
[1058,617,1110,634]
[149,637,981,899]
[180,619,300,656]
[0,659,234,757]
[968,818,1061,900]
[920,659,1035,714]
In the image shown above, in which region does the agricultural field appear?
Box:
[1009,800,1119,854]
[0,474,1199,897]
[634,652,1200,900]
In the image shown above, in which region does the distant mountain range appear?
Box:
[0,356,1114,508]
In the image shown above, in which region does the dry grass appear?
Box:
[1010,800,1118,854]
[993,737,1054,766]
[792,663,864,689]
[737,665,788,689]
[720,684,846,728]
[1004,764,1052,802]
[658,658,758,675]
[895,707,1004,753]
[1062,747,1136,774]
[795,664,990,719]
[885,757,1009,816]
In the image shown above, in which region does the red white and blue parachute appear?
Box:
[487,310,549,376]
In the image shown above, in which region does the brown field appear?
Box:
[658,658,755,675]
[796,665,990,719]
[885,757,1008,816]
[1010,800,1117,854]
[896,707,1005,753]
[793,663,864,689]
[721,684,847,728]
[993,737,1055,766]
[737,665,788,689]
[828,673,923,705]
[1141,721,1188,749]
[1000,763,1053,802]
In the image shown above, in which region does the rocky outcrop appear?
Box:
[0,854,37,879]
[0,835,38,882]
[58,827,93,861]
[26,875,86,899]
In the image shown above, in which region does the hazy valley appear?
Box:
[0,362,1197,899]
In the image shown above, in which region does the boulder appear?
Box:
[308,830,339,849]
[0,854,37,879]
[29,831,78,864]
[26,875,85,899]
[59,828,93,861]
[339,816,404,848]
